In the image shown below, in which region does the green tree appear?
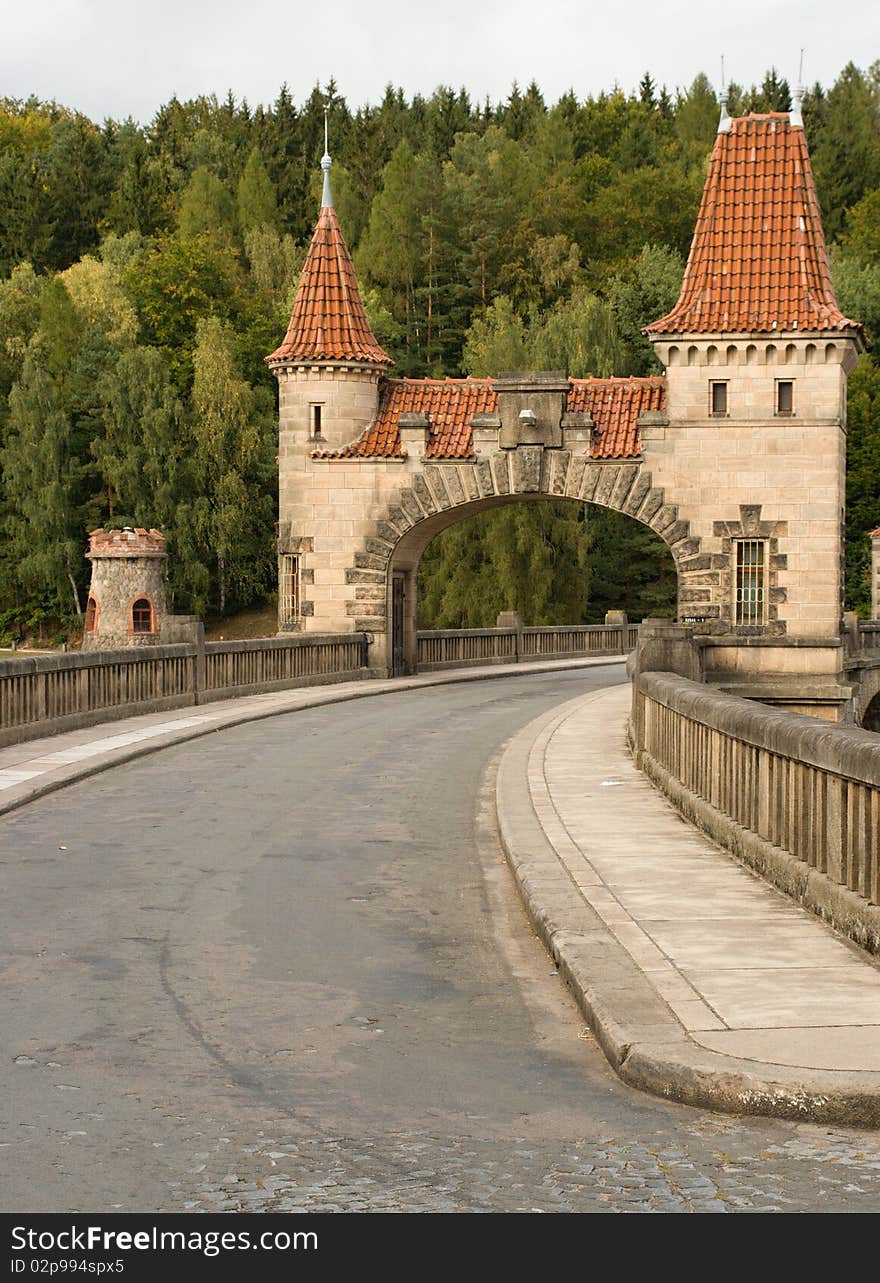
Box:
[189,316,276,614]
[237,147,279,234]
[844,357,880,614]
[2,348,87,616]
[177,165,235,242]
[607,243,685,373]
[0,261,43,409]
[810,63,880,240]
[124,233,239,386]
[418,501,592,627]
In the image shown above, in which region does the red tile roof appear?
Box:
[647,113,861,338]
[266,205,392,366]
[311,376,664,460]
[87,527,166,558]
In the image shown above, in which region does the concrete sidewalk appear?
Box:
[496,684,880,1126]
[0,654,623,818]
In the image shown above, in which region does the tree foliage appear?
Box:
[0,64,877,632]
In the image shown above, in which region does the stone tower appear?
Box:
[642,92,864,708]
[872,527,880,620]
[81,527,167,651]
[266,124,392,632]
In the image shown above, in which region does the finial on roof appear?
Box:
[790,48,805,128]
[718,55,731,133]
[321,104,333,208]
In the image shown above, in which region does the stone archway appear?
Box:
[346,448,702,673]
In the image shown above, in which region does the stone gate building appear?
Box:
[267,98,864,718]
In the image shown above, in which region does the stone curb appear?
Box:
[495,692,880,1127]
[0,655,623,820]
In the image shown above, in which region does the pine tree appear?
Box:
[237,147,279,234]
[190,316,276,614]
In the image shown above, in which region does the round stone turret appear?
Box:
[81,528,167,651]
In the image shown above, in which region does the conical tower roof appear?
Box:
[646,111,862,339]
[266,144,392,367]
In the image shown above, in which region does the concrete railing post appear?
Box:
[496,611,523,663]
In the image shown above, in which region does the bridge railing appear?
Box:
[0,634,369,749]
[634,671,880,952]
[417,623,639,671]
[860,622,880,652]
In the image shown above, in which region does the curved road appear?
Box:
[3,665,880,1213]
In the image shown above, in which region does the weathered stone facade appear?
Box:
[81,528,167,651]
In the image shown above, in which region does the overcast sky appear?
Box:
[2,0,875,123]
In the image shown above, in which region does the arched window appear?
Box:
[131,598,154,633]
[84,596,98,632]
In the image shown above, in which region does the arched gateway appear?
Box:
[267,102,864,720]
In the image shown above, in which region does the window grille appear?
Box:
[131,598,153,633]
[279,555,300,625]
[710,381,728,415]
[735,541,766,626]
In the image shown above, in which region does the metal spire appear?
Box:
[718,54,731,133]
[790,48,805,128]
[321,105,333,208]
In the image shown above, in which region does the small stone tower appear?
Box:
[872,527,880,620]
[81,528,167,651]
[265,114,393,631]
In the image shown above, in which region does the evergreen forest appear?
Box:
[0,65,878,641]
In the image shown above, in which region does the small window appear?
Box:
[776,380,794,415]
[735,541,766,627]
[84,596,98,632]
[131,598,154,633]
[309,404,323,439]
[710,381,728,416]
[279,555,300,626]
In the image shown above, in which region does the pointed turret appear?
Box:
[266,116,391,368]
[646,111,863,340]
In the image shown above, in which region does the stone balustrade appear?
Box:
[416,623,639,671]
[0,634,369,749]
[633,670,880,953]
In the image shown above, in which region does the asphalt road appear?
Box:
[2,665,880,1213]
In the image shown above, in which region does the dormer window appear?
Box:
[309,404,324,439]
[710,381,728,416]
[775,380,794,416]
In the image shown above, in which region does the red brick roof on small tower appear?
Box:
[647,112,861,338]
[266,205,392,366]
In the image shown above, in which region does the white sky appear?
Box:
[2,0,875,123]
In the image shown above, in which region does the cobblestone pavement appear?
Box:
[3,667,880,1214]
[174,1124,880,1214]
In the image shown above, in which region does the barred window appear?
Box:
[279,555,300,626]
[735,541,766,626]
[84,596,98,632]
[131,598,153,633]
